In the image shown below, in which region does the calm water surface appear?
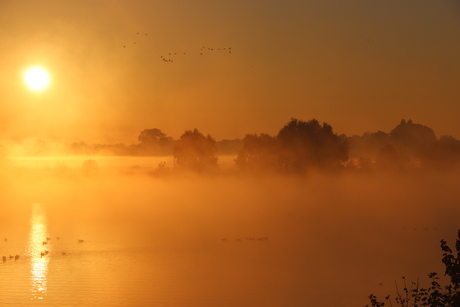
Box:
[2,203,323,307]
[1,165,458,306]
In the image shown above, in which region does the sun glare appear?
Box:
[24,67,50,91]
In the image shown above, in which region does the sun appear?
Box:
[24,67,51,91]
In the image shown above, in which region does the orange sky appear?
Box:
[0,0,459,144]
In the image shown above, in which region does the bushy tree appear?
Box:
[348,131,391,159]
[277,118,348,172]
[390,119,437,149]
[135,128,174,155]
[173,129,218,172]
[138,128,171,145]
[366,230,460,307]
[421,136,460,169]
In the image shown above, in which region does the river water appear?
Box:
[0,158,458,306]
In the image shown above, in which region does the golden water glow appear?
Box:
[24,67,50,91]
[28,203,50,300]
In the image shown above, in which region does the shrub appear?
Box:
[366,230,460,307]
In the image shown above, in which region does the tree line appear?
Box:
[12,117,460,173]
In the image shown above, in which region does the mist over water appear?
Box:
[1,0,459,304]
[0,156,459,306]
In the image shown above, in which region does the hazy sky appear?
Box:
[0,0,459,144]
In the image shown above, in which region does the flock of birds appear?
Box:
[160,46,232,63]
[123,32,233,63]
[1,236,85,263]
[122,31,148,49]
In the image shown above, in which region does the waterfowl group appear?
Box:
[2,235,85,262]
[2,254,19,262]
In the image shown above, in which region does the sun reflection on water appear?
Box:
[28,203,50,300]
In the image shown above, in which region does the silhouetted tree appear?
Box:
[351,131,391,157]
[277,118,348,172]
[366,230,460,307]
[348,120,444,170]
[173,129,218,171]
[135,128,174,155]
[421,135,460,169]
[138,128,169,145]
[235,133,279,172]
[390,119,437,150]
